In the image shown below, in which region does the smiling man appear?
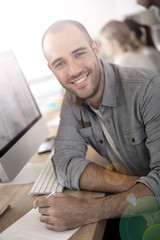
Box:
[34,20,160,239]
[42,21,104,107]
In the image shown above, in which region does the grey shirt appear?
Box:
[53,61,160,197]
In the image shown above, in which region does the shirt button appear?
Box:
[99,140,104,144]
[132,138,135,143]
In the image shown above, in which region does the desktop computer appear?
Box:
[0,50,49,183]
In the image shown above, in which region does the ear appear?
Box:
[92,40,100,59]
[48,63,53,72]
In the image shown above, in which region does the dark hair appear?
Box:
[124,18,155,48]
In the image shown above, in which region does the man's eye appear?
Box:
[56,62,65,68]
[76,52,85,57]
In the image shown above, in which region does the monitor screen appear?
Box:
[0,51,40,157]
[0,50,49,182]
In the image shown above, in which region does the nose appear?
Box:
[67,60,81,78]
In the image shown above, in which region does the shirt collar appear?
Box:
[101,61,117,107]
[77,60,117,109]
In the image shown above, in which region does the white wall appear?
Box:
[0,0,145,82]
[114,0,144,18]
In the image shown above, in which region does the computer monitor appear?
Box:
[0,50,49,183]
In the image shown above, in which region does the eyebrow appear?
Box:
[51,47,87,67]
[71,47,87,54]
[51,58,63,67]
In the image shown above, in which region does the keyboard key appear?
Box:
[29,156,63,195]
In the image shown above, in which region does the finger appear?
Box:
[33,195,49,208]
[38,206,50,215]
[46,223,65,231]
[39,214,58,230]
[46,223,56,230]
[39,214,51,223]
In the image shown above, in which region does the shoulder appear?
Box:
[109,63,160,98]
[142,46,159,55]
[110,63,157,83]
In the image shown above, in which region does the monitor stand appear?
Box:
[0,162,45,185]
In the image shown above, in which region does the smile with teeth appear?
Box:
[73,76,87,85]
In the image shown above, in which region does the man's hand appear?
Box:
[33,192,100,231]
[33,184,156,232]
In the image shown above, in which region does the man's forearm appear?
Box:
[79,163,139,193]
[85,183,156,224]
[80,164,157,227]
[34,178,157,231]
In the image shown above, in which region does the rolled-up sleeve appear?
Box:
[52,94,91,190]
[136,76,160,197]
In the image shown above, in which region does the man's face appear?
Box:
[44,25,103,101]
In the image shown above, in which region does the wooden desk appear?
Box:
[0,181,106,240]
[0,109,107,239]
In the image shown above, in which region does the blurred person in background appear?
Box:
[136,0,160,8]
[124,18,160,73]
[99,20,160,73]
[136,0,160,20]
[124,18,156,48]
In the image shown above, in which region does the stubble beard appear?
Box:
[62,58,102,100]
[85,61,102,101]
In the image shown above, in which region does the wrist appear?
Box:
[83,197,107,224]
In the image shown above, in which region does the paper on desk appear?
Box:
[0,209,79,240]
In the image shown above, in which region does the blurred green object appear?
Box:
[143,224,160,240]
[119,196,160,240]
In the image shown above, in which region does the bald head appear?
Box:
[42,20,92,57]
[40,20,103,105]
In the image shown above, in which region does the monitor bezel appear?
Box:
[0,51,41,158]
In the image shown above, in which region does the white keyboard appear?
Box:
[29,157,63,195]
